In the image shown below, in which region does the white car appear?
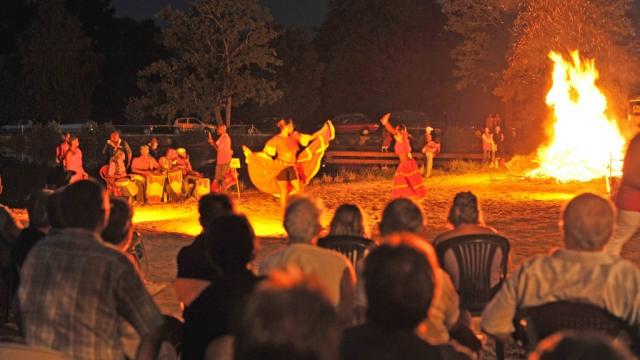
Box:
[172,117,215,133]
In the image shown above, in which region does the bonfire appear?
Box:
[528,50,626,182]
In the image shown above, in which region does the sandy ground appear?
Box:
[125,171,639,359]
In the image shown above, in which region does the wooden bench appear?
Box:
[324,151,484,166]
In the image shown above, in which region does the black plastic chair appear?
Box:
[516,301,639,353]
[435,233,510,360]
[317,235,373,267]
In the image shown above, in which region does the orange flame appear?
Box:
[528,50,625,182]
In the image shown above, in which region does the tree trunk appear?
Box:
[214,107,223,125]
[225,96,232,127]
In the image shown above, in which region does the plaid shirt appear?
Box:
[18,228,164,360]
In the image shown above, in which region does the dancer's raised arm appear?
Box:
[380,113,396,135]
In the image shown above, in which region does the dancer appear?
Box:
[243,117,335,209]
[64,136,88,183]
[379,113,425,200]
[482,127,495,166]
[208,124,233,192]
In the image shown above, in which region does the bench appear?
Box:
[324,151,484,166]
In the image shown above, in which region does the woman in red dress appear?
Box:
[64,136,88,183]
[380,113,425,200]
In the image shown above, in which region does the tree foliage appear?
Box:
[18,0,102,122]
[130,0,281,126]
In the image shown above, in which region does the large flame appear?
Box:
[528,50,625,182]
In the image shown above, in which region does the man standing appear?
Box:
[605,133,640,255]
[421,127,440,177]
[208,124,233,192]
[102,131,132,167]
[55,132,71,165]
[18,180,165,360]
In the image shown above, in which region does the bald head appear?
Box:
[563,193,614,251]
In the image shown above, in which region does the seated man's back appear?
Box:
[18,228,164,360]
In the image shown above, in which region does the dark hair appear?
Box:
[205,214,255,272]
[329,204,365,237]
[26,189,53,229]
[530,331,635,360]
[276,117,294,129]
[69,135,79,143]
[447,191,480,227]
[198,193,233,228]
[364,244,434,330]
[235,273,339,360]
[46,166,73,189]
[102,198,133,247]
[47,190,65,229]
[59,179,107,231]
[380,198,423,236]
[396,123,407,132]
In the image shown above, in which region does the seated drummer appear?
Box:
[107,149,144,204]
[159,148,184,201]
[131,145,160,203]
[176,148,203,199]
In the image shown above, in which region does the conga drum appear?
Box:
[167,170,183,200]
[146,173,166,204]
[115,178,138,198]
[193,178,210,200]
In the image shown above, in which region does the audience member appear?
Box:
[18,179,165,360]
[234,269,340,360]
[175,193,234,306]
[260,195,356,322]
[434,191,503,289]
[606,132,640,255]
[528,331,635,360]
[12,189,52,268]
[45,165,73,190]
[318,203,372,249]
[101,197,139,271]
[46,189,65,231]
[481,193,640,342]
[341,233,470,360]
[181,214,261,360]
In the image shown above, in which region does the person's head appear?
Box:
[217,123,227,135]
[364,232,437,331]
[284,195,322,243]
[139,145,149,157]
[206,214,256,272]
[111,149,125,163]
[198,193,233,228]
[395,123,407,135]
[166,148,178,160]
[562,193,614,251]
[277,117,295,135]
[379,198,424,236]
[495,125,502,133]
[528,331,635,360]
[484,127,491,134]
[425,126,434,134]
[447,191,483,227]
[109,131,120,143]
[70,136,79,148]
[101,197,134,250]
[234,269,339,360]
[176,147,188,159]
[63,132,71,142]
[329,203,366,237]
[26,189,53,230]
[149,137,158,149]
[46,166,73,190]
[59,179,110,233]
[47,190,65,229]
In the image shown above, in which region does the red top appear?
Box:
[216,133,233,164]
[394,134,411,155]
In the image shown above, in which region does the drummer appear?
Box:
[176,147,203,198]
[159,148,185,201]
[131,145,160,202]
[107,149,144,204]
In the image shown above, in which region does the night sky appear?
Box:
[112,0,329,30]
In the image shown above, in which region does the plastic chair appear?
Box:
[317,235,373,267]
[516,301,639,353]
[435,234,510,360]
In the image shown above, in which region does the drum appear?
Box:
[115,178,138,197]
[146,173,166,204]
[193,178,210,200]
[167,170,183,199]
[130,173,145,183]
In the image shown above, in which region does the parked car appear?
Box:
[332,113,379,135]
[173,117,215,133]
[0,119,34,134]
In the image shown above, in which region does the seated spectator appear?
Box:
[259,195,356,322]
[18,179,165,359]
[318,203,372,248]
[175,193,234,307]
[12,189,52,268]
[45,166,73,190]
[101,197,139,272]
[341,233,470,360]
[481,193,640,343]
[233,269,340,360]
[107,149,144,204]
[46,189,65,232]
[434,191,503,289]
[181,214,261,360]
[356,198,462,347]
[528,331,635,360]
